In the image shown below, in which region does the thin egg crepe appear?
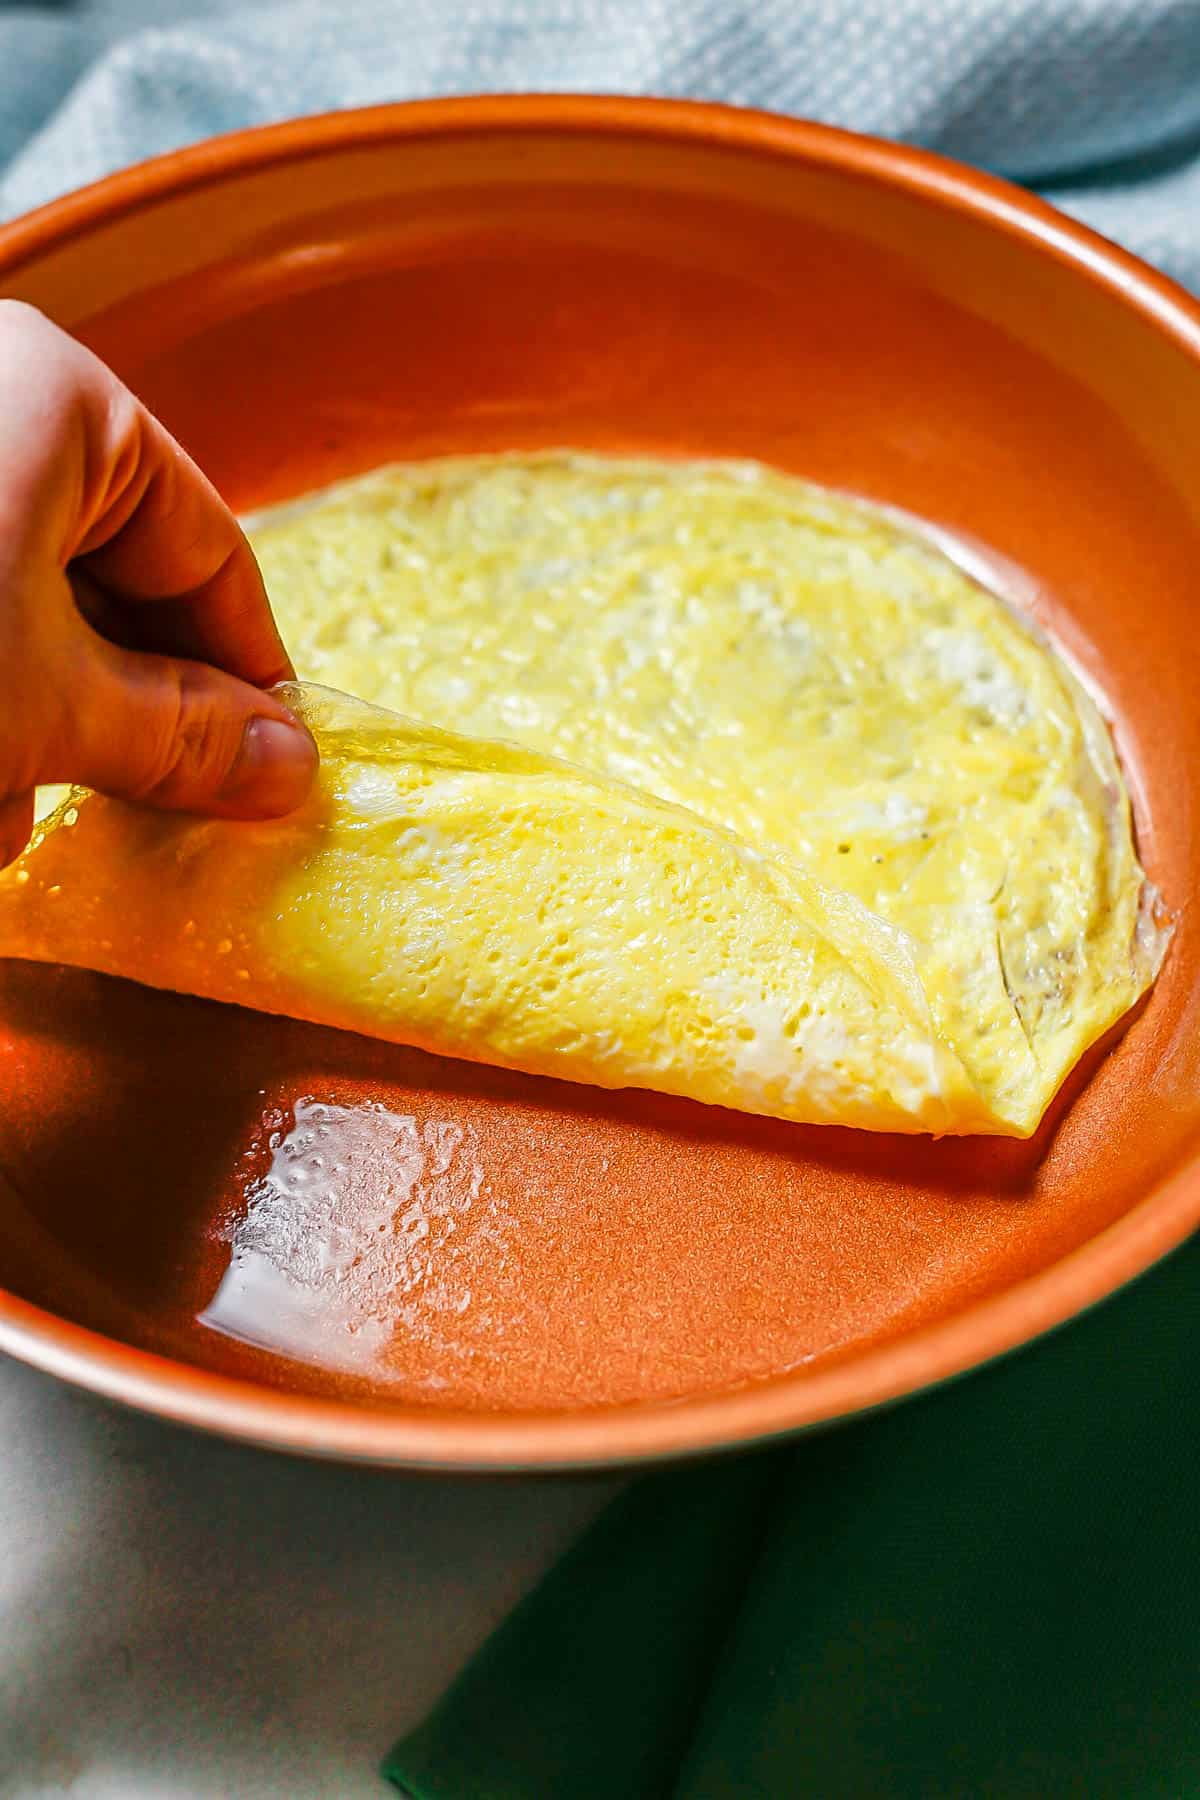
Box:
[0,455,1168,1136]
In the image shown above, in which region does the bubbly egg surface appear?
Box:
[0,455,1165,1139]
[249,454,1164,1136]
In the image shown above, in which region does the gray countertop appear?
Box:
[0,1358,617,1797]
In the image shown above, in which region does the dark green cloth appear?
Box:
[386,1454,780,1798]
[385,1234,1200,1798]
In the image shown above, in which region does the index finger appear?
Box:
[0,300,294,689]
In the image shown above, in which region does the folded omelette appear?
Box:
[0,455,1167,1137]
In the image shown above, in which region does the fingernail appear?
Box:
[221,716,318,816]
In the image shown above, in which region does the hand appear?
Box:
[0,301,317,869]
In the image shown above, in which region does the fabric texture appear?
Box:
[2,6,1197,1794]
[2,1,1200,291]
[383,1453,780,1799]
[387,1232,1200,1797]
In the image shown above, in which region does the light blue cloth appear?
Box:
[2,0,1200,289]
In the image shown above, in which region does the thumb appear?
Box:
[61,638,318,819]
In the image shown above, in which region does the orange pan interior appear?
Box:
[0,98,1197,1468]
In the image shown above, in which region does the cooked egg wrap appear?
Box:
[0,456,1166,1136]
